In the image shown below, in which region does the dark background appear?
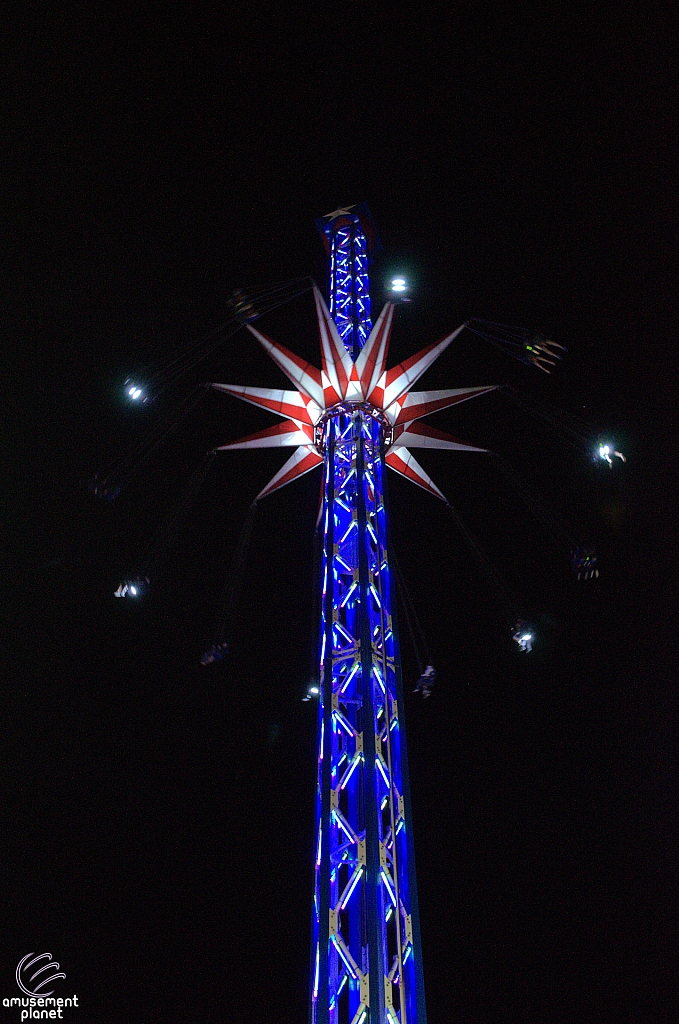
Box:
[2,3,677,1022]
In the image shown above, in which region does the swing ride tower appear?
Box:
[310,206,425,1024]
[212,204,497,1024]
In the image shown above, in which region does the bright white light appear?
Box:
[133,389,142,399]
[128,386,136,396]
[391,277,407,293]
[599,445,610,459]
[521,633,533,642]
[309,686,319,695]
[129,586,137,596]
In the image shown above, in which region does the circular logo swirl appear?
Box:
[16,954,66,998]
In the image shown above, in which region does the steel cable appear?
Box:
[208,500,258,652]
[445,500,525,630]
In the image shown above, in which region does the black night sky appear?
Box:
[2,5,677,1023]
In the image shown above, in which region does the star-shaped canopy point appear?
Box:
[212,286,496,501]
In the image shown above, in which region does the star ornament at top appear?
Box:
[212,287,496,501]
[323,205,356,221]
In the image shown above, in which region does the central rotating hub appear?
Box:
[313,402,393,454]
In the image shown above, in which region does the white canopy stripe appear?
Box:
[385,447,448,502]
[355,301,394,398]
[382,323,467,409]
[256,446,323,501]
[247,325,326,408]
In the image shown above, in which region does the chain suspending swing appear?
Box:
[91,383,212,501]
[500,386,626,468]
[466,319,567,373]
[123,276,314,405]
[200,500,258,667]
[390,546,438,698]
[445,499,537,653]
[92,278,315,502]
[489,452,600,581]
[114,449,217,598]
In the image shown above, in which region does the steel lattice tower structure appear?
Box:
[212,205,496,1024]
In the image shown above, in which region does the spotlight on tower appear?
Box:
[388,276,412,303]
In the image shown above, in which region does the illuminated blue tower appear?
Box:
[212,204,495,1024]
[310,205,426,1024]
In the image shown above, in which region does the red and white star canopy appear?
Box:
[213,287,496,501]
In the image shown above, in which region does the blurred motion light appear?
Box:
[125,380,145,401]
[597,442,625,466]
